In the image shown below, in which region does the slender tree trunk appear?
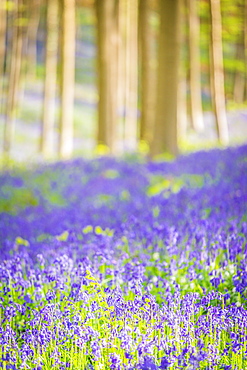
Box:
[96,0,109,148]
[26,0,41,80]
[178,78,188,140]
[3,0,24,157]
[59,0,76,159]
[123,0,138,150]
[95,0,119,153]
[138,0,154,147]
[109,0,119,154]
[188,0,204,132]
[0,1,7,116]
[117,0,125,153]
[233,40,245,104]
[151,0,180,157]
[244,0,247,100]
[177,0,188,141]
[209,0,229,145]
[41,0,59,157]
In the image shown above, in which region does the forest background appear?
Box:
[0,0,247,164]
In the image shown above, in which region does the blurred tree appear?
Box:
[221,0,245,104]
[209,0,229,145]
[244,0,247,101]
[177,0,188,140]
[138,0,154,147]
[199,0,211,110]
[3,0,25,157]
[233,36,245,104]
[151,0,180,157]
[59,0,76,159]
[187,0,204,132]
[25,0,41,80]
[41,0,59,157]
[123,0,138,151]
[95,0,119,153]
[0,0,7,116]
[117,0,125,153]
[0,0,246,161]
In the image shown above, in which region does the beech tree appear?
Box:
[122,0,138,151]
[95,0,119,153]
[244,0,247,100]
[187,0,204,132]
[3,0,24,157]
[26,0,41,80]
[41,0,59,157]
[0,0,245,161]
[138,0,154,147]
[177,0,188,140]
[151,0,181,157]
[59,0,76,159]
[233,38,245,104]
[0,0,6,117]
[209,0,229,145]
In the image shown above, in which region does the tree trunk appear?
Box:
[150,0,180,157]
[233,40,245,104]
[188,0,204,132]
[0,0,7,116]
[41,0,59,157]
[26,0,41,80]
[3,0,24,157]
[122,0,138,151]
[244,0,247,100]
[108,0,119,154]
[59,0,76,159]
[117,0,125,154]
[209,0,229,145]
[177,0,188,141]
[95,0,119,153]
[138,0,154,147]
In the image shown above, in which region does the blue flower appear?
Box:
[137,356,158,370]
[159,357,170,369]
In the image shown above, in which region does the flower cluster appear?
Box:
[0,145,247,369]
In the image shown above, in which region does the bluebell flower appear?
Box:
[138,356,158,370]
[159,356,170,369]
[109,353,121,370]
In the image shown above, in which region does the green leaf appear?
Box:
[56,230,69,241]
[15,236,29,247]
[82,225,93,234]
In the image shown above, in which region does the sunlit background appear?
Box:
[0,0,247,163]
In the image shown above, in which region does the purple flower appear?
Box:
[91,341,101,361]
[109,353,121,370]
[210,276,221,288]
[139,356,158,370]
[45,290,56,302]
[159,357,170,369]
[0,365,18,370]
[20,344,34,360]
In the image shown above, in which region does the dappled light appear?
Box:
[0,0,246,163]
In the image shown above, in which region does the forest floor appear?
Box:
[0,144,247,369]
[0,85,247,163]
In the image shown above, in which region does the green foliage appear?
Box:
[0,185,38,214]
[146,173,205,197]
[0,155,247,368]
